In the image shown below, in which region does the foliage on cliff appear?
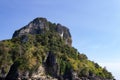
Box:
[0,18,114,80]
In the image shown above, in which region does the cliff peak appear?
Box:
[12,17,72,46]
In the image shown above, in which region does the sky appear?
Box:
[0,0,120,79]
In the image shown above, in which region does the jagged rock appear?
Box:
[45,51,59,78]
[13,18,49,37]
[63,66,73,80]
[5,61,30,80]
[45,51,56,66]
[5,61,20,80]
[31,65,59,80]
[31,66,49,80]
[0,67,6,79]
[12,17,72,46]
[56,24,72,46]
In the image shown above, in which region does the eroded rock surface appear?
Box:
[12,17,72,46]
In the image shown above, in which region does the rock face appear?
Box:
[5,61,20,80]
[5,62,58,80]
[45,51,59,77]
[12,17,72,46]
[5,52,59,80]
[0,67,7,80]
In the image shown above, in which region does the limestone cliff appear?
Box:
[12,17,72,46]
[0,17,115,80]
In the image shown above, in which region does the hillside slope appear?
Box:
[0,17,114,80]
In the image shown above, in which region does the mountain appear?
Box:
[0,17,115,80]
[12,18,72,46]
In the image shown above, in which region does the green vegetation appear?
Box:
[0,32,113,79]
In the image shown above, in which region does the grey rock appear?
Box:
[5,61,30,80]
[45,51,59,77]
[12,17,72,46]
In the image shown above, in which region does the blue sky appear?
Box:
[0,0,120,79]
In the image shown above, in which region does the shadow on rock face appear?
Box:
[5,61,20,80]
[45,51,59,78]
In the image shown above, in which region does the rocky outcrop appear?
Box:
[13,18,49,38]
[45,51,59,78]
[0,67,6,80]
[5,61,20,80]
[31,66,58,80]
[5,62,58,80]
[12,17,72,46]
[5,61,114,80]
